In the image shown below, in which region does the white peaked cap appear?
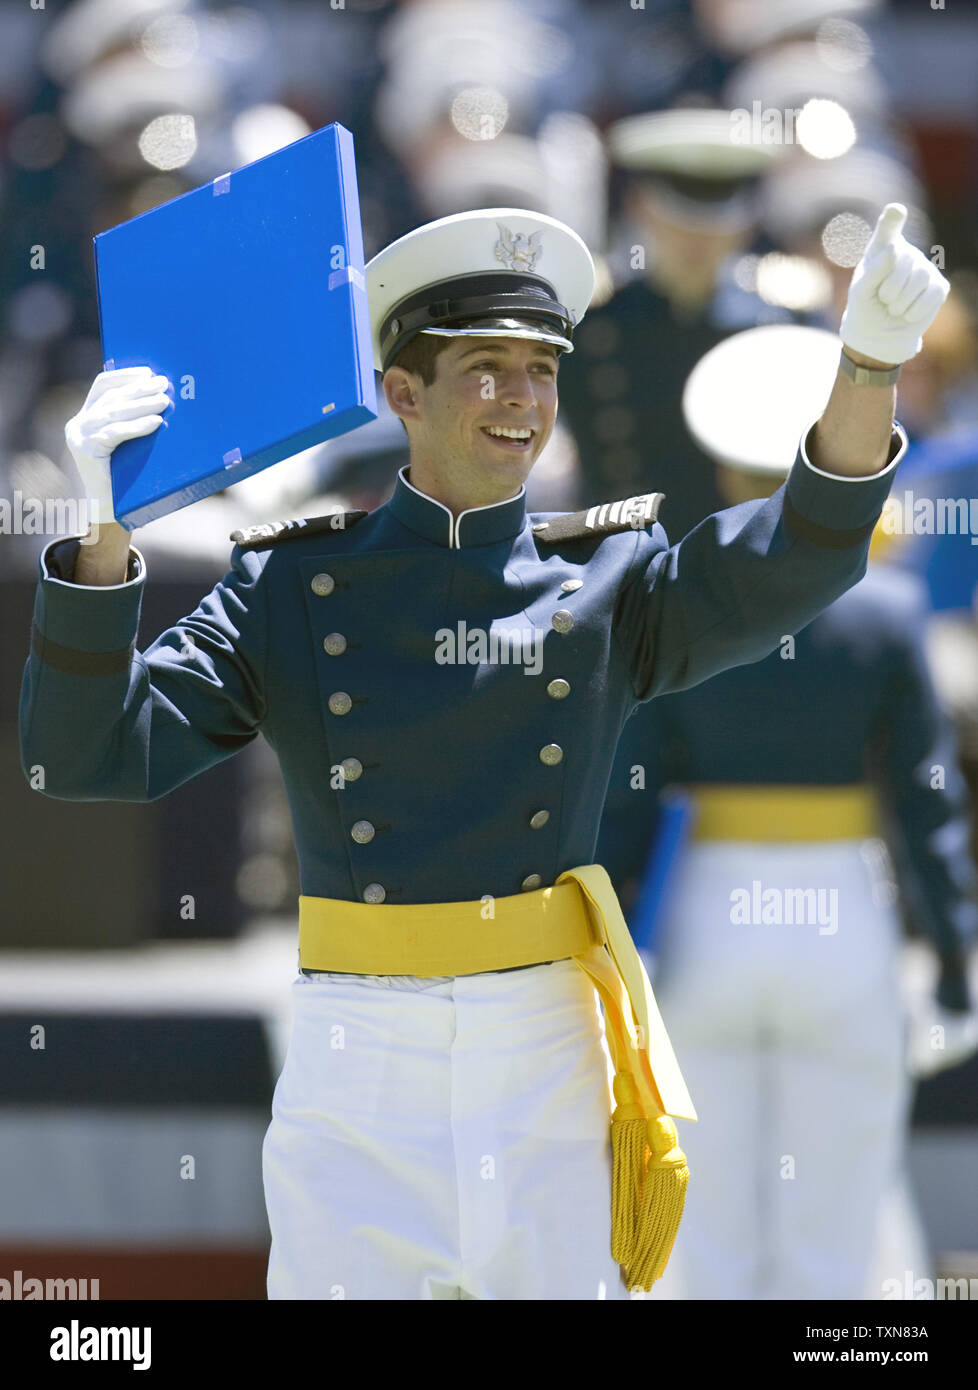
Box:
[607,108,784,177]
[683,324,844,474]
[365,207,596,374]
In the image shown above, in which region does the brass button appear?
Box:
[547,678,570,700]
[539,744,563,766]
[339,757,362,782]
[323,632,347,656]
[521,874,543,892]
[551,609,574,634]
[363,882,386,904]
[328,691,352,716]
[529,810,550,829]
[351,820,375,844]
[561,579,583,592]
[311,573,335,596]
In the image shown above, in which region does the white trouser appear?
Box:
[261,957,634,1299]
[634,838,922,1301]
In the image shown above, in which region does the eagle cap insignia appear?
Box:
[494,223,543,273]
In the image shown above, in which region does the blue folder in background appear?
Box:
[629,789,695,956]
[94,122,377,529]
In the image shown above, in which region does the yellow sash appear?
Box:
[298,865,695,1290]
[689,783,880,842]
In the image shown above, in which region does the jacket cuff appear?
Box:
[34,535,145,656]
[782,419,908,547]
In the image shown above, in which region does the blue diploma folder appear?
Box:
[94,123,377,529]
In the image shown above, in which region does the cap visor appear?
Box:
[420,320,573,352]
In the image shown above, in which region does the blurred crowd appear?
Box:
[1,0,976,541]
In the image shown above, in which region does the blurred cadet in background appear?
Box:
[886,284,978,622]
[693,0,883,56]
[597,324,978,1300]
[556,106,797,541]
[885,285,978,869]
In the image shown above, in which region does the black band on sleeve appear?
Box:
[782,496,877,550]
[31,624,135,676]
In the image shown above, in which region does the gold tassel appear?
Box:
[625,1114,689,1293]
[610,1071,647,1265]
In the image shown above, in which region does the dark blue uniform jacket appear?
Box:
[20,426,906,908]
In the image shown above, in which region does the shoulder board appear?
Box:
[230,511,368,551]
[531,492,664,544]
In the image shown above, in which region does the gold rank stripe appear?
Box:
[534,492,664,543]
[585,493,662,530]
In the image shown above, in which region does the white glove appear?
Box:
[65,366,171,525]
[906,1001,978,1079]
[839,203,950,365]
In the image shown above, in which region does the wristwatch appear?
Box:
[839,347,902,387]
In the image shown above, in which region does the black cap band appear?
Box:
[380,272,573,372]
[639,170,761,204]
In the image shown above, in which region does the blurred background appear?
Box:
[1,0,977,1300]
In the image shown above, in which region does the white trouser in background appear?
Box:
[262,957,634,1299]
[633,838,921,1301]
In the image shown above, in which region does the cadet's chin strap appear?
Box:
[558,866,691,1291]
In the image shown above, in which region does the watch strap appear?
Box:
[839,347,902,387]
